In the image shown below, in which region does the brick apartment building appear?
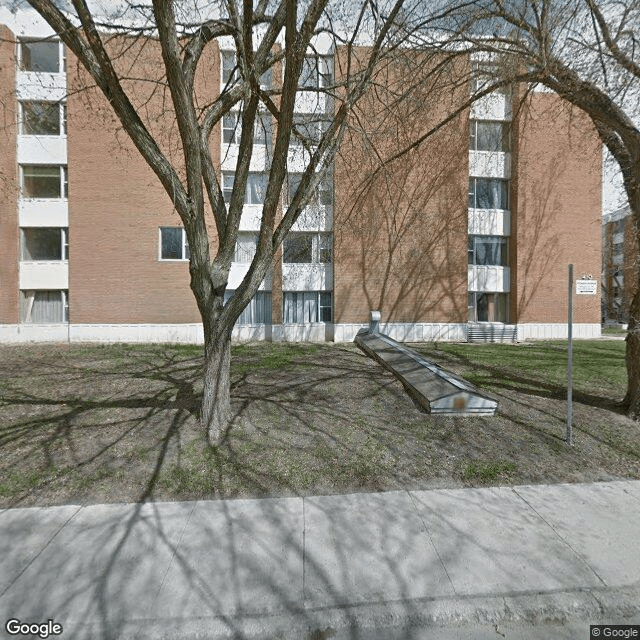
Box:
[602,206,639,324]
[0,10,602,344]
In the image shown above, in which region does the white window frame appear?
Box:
[283,232,332,264]
[468,291,509,323]
[222,111,272,148]
[300,55,333,89]
[19,101,67,136]
[20,289,69,324]
[222,172,268,205]
[469,120,509,152]
[159,227,190,261]
[283,291,332,323]
[287,173,333,206]
[468,177,509,211]
[20,165,68,199]
[290,114,330,148]
[21,227,68,261]
[221,51,272,89]
[468,235,509,267]
[17,38,64,74]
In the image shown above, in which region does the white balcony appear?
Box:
[19,260,68,290]
[238,205,264,231]
[220,144,269,172]
[291,205,333,232]
[469,151,511,179]
[294,91,332,115]
[19,199,68,227]
[468,265,510,292]
[227,264,272,290]
[18,135,67,164]
[468,208,510,236]
[16,71,66,102]
[470,93,512,121]
[282,263,332,290]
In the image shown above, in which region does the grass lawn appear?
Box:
[0,339,638,507]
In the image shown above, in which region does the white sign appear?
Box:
[576,279,598,295]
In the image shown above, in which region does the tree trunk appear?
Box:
[624,288,640,418]
[201,325,232,444]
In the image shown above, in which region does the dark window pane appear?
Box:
[23,165,61,198]
[22,102,60,135]
[471,178,508,210]
[283,234,312,263]
[161,228,183,259]
[22,228,62,260]
[20,41,59,72]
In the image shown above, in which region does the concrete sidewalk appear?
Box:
[1,480,639,639]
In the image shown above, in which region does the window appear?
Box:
[283,291,332,323]
[222,173,268,205]
[21,165,67,199]
[160,227,190,260]
[468,235,509,266]
[468,177,509,210]
[20,102,66,136]
[468,292,508,323]
[287,174,333,206]
[222,51,238,85]
[291,114,330,147]
[283,232,332,264]
[224,290,272,325]
[20,290,69,323]
[223,112,272,147]
[469,121,509,152]
[234,232,258,263]
[221,51,272,88]
[299,56,333,89]
[613,219,625,235]
[19,39,60,73]
[21,228,68,260]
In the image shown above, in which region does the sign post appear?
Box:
[567,264,574,446]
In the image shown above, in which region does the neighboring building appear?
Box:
[0,13,602,344]
[602,206,638,324]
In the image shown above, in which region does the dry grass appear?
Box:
[0,340,637,507]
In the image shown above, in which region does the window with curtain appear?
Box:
[469,121,509,152]
[20,290,68,323]
[468,292,508,323]
[468,235,508,266]
[283,291,332,323]
[299,56,333,89]
[223,173,268,204]
[291,115,330,147]
[224,290,272,324]
[287,174,333,206]
[468,178,509,210]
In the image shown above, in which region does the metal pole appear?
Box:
[567,264,574,445]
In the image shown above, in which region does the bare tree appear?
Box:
[21,0,451,441]
[387,0,640,417]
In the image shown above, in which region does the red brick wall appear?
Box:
[66,37,221,324]
[0,25,18,324]
[333,51,469,325]
[513,93,601,324]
